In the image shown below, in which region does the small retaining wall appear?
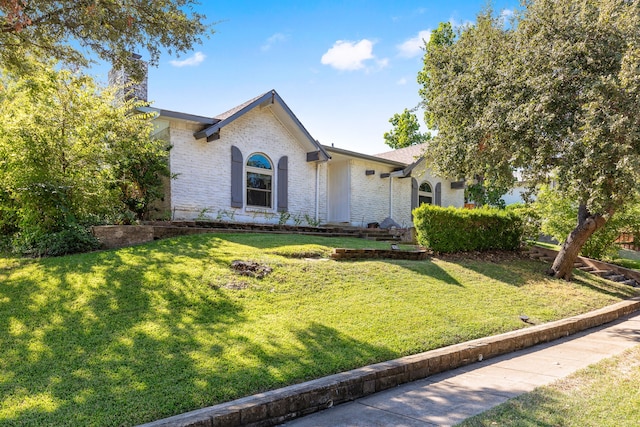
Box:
[92,224,415,250]
[138,297,640,427]
[331,248,428,260]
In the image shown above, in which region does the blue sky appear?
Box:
[96,1,520,155]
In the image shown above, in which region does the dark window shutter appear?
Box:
[411,178,418,211]
[435,182,442,206]
[277,156,288,212]
[231,146,243,208]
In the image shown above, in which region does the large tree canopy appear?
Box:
[419,0,640,279]
[0,0,210,78]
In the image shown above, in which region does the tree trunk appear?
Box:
[548,204,608,280]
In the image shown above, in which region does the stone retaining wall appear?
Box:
[331,248,428,260]
[138,297,640,427]
[91,224,412,250]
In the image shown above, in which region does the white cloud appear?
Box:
[170,51,206,67]
[261,33,288,52]
[321,39,376,71]
[375,58,389,70]
[501,9,514,19]
[397,77,408,85]
[397,30,431,58]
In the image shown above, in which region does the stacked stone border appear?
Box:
[138,297,640,427]
[91,223,412,250]
[331,247,428,260]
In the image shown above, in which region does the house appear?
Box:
[145,90,465,227]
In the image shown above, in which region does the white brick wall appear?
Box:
[411,165,465,209]
[348,159,398,227]
[168,106,320,224]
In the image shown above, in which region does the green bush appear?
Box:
[506,203,541,242]
[413,205,524,253]
[11,224,100,257]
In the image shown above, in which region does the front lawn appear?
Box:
[0,233,637,426]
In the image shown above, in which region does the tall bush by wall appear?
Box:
[413,205,524,253]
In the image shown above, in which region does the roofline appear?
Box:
[192,90,330,160]
[323,145,409,169]
[138,106,217,125]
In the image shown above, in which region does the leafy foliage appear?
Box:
[534,186,640,260]
[0,0,211,79]
[0,60,170,255]
[419,1,640,278]
[383,108,430,149]
[413,205,524,253]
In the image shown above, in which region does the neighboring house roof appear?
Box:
[193,90,330,161]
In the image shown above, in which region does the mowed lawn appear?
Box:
[0,233,637,426]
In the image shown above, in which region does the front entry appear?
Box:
[327,161,350,223]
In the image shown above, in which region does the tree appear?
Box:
[0,0,210,78]
[0,60,170,255]
[383,108,430,149]
[419,0,640,280]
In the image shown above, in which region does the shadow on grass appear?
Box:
[0,239,394,426]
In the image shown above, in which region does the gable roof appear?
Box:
[375,143,427,164]
[193,90,330,161]
[374,143,428,177]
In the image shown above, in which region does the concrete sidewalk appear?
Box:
[282,312,640,427]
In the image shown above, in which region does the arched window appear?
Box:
[419,182,433,205]
[246,153,273,208]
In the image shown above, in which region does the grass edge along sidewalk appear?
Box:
[139,297,640,427]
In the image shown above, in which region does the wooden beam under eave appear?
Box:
[207,131,220,142]
[306,151,321,162]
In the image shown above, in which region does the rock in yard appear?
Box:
[231,260,272,279]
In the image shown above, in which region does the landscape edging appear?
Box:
[137,297,640,427]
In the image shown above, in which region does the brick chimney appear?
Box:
[108,54,148,103]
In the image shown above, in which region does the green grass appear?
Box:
[1,233,638,426]
[458,345,640,427]
[611,249,640,270]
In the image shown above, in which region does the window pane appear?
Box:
[419,182,432,192]
[419,196,432,205]
[247,154,272,169]
[247,189,272,207]
[247,173,271,190]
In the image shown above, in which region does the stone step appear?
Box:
[607,274,629,282]
[621,279,638,287]
[591,269,615,277]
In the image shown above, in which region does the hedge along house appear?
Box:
[144,89,464,226]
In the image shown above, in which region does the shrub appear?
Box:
[413,205,524,253]
[505,203,541,242]
[11,224,100,257]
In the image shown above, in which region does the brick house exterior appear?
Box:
[148,90,464,226]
